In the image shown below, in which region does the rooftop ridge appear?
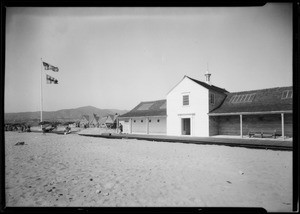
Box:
[186,76,228,93]
[139,99,166,104]
[229,86,293,94]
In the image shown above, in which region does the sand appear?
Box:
[5,132,292,211]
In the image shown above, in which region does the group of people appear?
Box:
[41,124,72,135]
[5,123,122,135]
[5,124,31,132]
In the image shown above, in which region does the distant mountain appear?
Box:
[4,106,128,123]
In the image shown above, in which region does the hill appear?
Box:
[4,106,128,123]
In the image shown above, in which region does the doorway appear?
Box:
[181,118,191,135]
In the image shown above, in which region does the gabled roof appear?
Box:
[99,116,107,124]
[119,99,166,118]
[106,114,117,123]
[90,114,100,124]
[167,75,228,95]
[186,76,229,94]
[81,115,89,121]
[209,86,293,115]
[93,113,100,121]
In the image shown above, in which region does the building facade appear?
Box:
[89,113,100,127]
[166,75,228,137]
[79,115,90,128]
[118,100,167,135]
[119,74,293,138]
[208,87,293,137]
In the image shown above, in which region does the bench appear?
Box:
[248,130,277,139]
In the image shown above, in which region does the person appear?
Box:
[42,127,46,134]
[64,126,71,135]
[119,123,123,134]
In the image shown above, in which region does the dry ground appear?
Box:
[5,132,292,211]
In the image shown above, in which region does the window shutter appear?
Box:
[183,95,189,105]
[210,93,215,104]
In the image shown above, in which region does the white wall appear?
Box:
[118,119,130,134]
[167,77,209,137]
[119,117,167,135]
[132,118,147,134]
[148,117,166,135]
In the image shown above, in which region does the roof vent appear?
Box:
[204,63,211,85]
[205,70,211,85]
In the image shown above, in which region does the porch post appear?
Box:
[281,113,285,139]
[240,114,243,138]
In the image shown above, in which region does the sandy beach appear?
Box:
[5,131,292,211]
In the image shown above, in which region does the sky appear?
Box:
[5,4,293,113]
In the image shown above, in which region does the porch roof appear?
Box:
[209,86,293,115]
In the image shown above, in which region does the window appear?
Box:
[160,102,166,109]
[282,90,292,99]
[236,95,244,103]
[231,93,256,103]
[282,91,288,99]
[240,94,246,102]
[210,93,215,105]
[183,95,189,106]
[248,93,256,102]
[137,103,154,110]
[244,94,250,102]
[232,95,240,103]
[229,95,236,103]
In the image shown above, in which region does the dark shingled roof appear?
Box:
[81,115,89,121]
[209,86,293,114]
[186,76,229,94]
[92,113,100,122]
[119,99,166,118]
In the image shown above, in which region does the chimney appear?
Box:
[205,69,211,85]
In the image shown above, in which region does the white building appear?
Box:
[166,75,227,137]
[118,100,167,135]
[119,73,293,138]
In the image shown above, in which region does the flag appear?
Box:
[46,74,58,84]
[43,62,59,72]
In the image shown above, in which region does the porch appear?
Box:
[209,111,293,139]
[78,132,292,151]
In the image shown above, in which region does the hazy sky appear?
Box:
[5,4,292,113]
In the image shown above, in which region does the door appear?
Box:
[182,118,191,135]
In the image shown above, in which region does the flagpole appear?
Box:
[40,58,43,128]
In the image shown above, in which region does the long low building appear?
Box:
[118,99,167,135]
[118,74,292,138]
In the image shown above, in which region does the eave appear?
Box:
[118,115,167,119]
[208,110,293,116]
